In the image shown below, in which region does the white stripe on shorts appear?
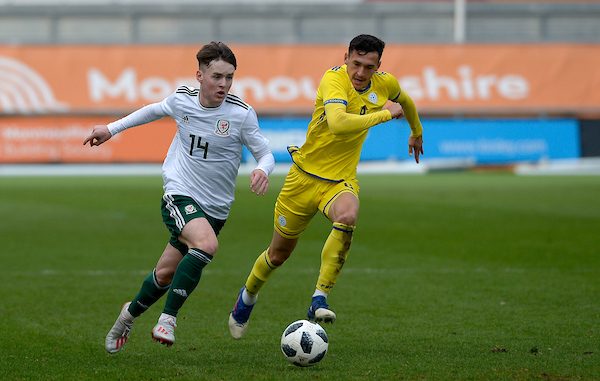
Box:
[164,194,185,231]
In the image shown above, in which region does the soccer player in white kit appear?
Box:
[83,42,275,353]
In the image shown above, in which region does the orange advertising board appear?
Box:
[1,44,599,163]
[1,44,599,115]
[0,116,175,163]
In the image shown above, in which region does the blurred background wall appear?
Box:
[1,0,600,44]
[0,0,599,168]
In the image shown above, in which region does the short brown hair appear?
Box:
[196,41,237,69]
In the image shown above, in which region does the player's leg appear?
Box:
[105,302,134,354]
[152,218,218,346]
[129,243,182,317]
[151,194,225,346]
[309,182,359,323]
[229,165,316,339]
[105,244,182,354]
[229,230,297,339]
[246,230,298,295]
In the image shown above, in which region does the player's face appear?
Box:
[344,50,381,91]
[196,59,235,107]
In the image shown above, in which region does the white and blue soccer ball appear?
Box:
[280,319,328,367]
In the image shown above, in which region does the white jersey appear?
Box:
[108,86,272,220]
[161,86,271,219]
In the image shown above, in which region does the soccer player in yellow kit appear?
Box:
[229,34,424,338]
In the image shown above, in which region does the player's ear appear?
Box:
[196,70,203,84]
[344,52,348,64]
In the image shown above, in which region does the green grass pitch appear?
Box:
[0,173,598,380]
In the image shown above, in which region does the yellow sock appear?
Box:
[244,249,278,295]
[316,222,354,293]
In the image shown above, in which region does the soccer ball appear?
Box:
[280,319,328,367]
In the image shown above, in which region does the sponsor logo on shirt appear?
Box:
[215,119,230,136]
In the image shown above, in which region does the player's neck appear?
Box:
[198,97,222,109]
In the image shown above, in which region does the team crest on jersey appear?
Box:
[368,92,378,104]
[184,204,197,215]
[182,115,190,123]
[215,119,230,136]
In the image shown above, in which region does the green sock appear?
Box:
[163,248,212,317]
[128,269,170,317]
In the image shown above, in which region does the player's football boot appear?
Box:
[228,287,255,339]
[307,295,336,323]
[151,313,177,346]
[105,302,134,354]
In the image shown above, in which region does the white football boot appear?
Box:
[105,302,134,354]
[151,313,177,346]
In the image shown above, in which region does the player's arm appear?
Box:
[250,152,275,195]
[324,102,398,135]
[83,102,167,147]
[241,107,275,195]
[392,88,424,163]
[394,90,422,138]
[320,70,402,135]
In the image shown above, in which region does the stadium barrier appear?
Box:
[0,44,598,116]
[0,44,598,165]
[0,115,581,165]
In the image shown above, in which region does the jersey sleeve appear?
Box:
[396,90,423,137]
[385,72,402,102]
[381,72,423,137]
[159,90,178,117]
[107,102,168,135]
[241,107,272,161]
[321,69,349,108]
[321,70,391,135]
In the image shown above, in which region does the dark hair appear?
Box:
[348,34,385,59]
[196,41,237,69]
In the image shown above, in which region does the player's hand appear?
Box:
[384,102,404,119]
[250,169,269,195]
[408,135,423,163]
[83,125,112,146]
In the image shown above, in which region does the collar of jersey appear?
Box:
[356,82,372,94]
[197,94,223,110]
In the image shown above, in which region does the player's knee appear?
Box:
[155,267,175,286]
[267,246,292,266]
[186,237,218,256]
[334,212,358,227]
[201,240,219,255]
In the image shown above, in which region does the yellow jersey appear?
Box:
[290,64,421,182]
